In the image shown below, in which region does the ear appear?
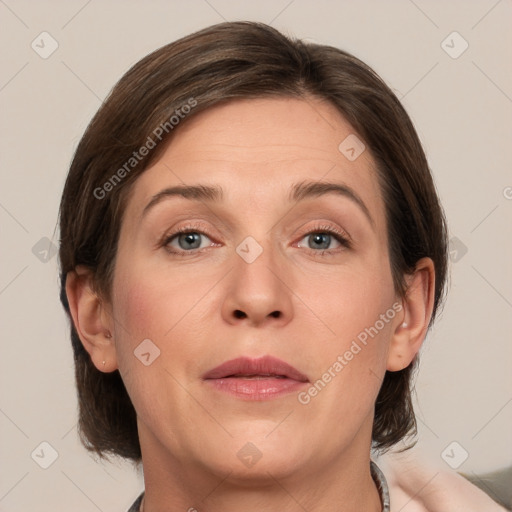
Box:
[387,257,436,371]
[65,265,118,373]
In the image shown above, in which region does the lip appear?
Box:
[202,355,309,401]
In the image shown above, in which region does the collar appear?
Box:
[371,460,391,512]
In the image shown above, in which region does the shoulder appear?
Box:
[376,449,508,512]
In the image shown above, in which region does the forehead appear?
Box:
[161,97,367,165]
[124,97,385,224]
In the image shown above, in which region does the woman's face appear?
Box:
[109,97,402,480]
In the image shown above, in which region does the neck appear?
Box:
[138,426,382,512]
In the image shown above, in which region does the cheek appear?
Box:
[113,254,190,340]
[111,278,160,365]
[300,258,396,342]
[110,258,216,372]
[295,259,396,405]
[109,267,196,424]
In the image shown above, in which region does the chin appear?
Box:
[197,431,310,483]
[213,451,307,486]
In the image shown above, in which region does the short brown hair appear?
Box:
[59,21,448,460]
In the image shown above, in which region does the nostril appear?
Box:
[270,311,281,318]
[234,310,246,319]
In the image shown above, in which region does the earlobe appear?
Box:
[387,257,436,372]
[65,265,118,372]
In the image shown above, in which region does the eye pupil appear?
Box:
[310,233,330,250]
[179,232,201,250]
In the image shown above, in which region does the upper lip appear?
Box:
[202,355,309,382]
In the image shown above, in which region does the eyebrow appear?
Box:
[290,180,375,228]
[141,180,375,228]
[142,184,224,217]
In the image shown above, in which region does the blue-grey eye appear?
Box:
[177,232,202,250]
[308,233,331,250]
[167,231,211,251]
[299,231,342,251]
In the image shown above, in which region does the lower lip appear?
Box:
[204,377,308,400]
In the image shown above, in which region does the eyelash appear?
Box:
[162,223,218,257]
[161,222,352,257]
[298,223,352,255]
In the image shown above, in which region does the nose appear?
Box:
[221,240,294,328]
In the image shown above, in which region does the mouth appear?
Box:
[202,355,309,401]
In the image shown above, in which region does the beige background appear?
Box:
[1,1,511,510]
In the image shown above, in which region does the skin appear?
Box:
[66,97,435,511]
